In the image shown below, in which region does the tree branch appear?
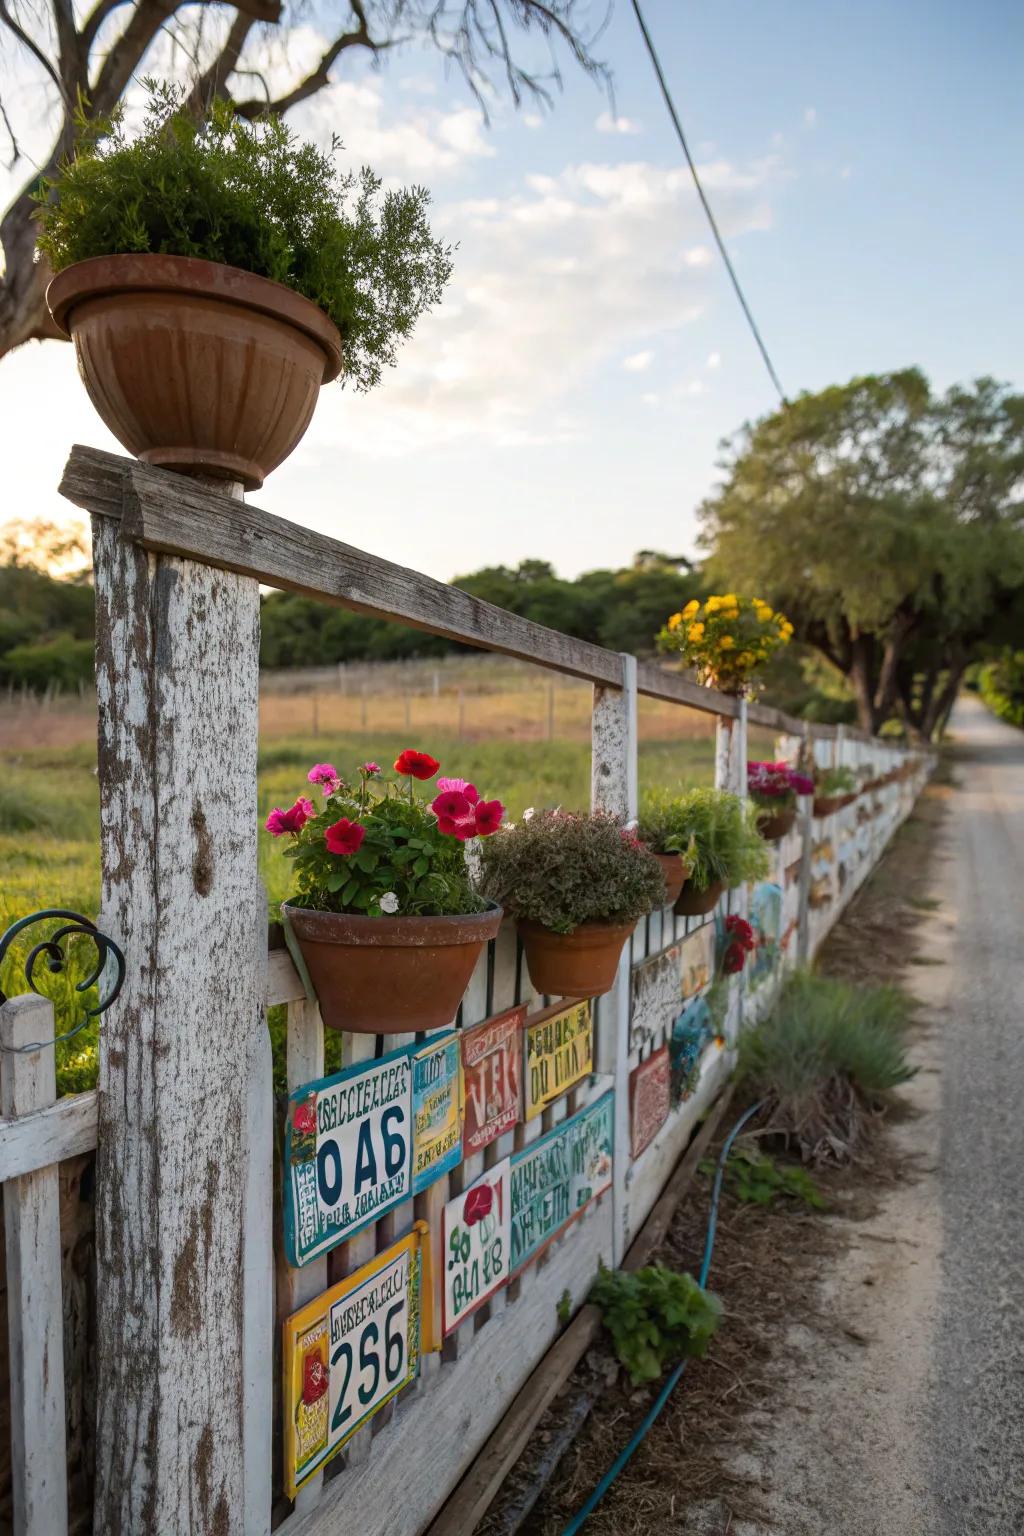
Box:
[184,9,255,112]
[0,1,70,104]
[232,5,396,118]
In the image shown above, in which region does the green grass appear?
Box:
[1,731,717,1095]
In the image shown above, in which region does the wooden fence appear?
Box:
[0,444,929,1536]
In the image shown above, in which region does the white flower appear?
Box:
[379,892,399,915]
[523,807,535,820]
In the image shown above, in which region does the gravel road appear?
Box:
[719,695,1024,1536]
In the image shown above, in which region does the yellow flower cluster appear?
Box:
[658,593,795,696]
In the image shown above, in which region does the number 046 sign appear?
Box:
[282,1223,436,1496]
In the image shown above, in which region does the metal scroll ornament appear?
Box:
[0,909,126,1053]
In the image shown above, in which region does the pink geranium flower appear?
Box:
[307,763,342,796]
[265,797,315,836]
[473,799,506,837]
[325,818,366,856]
[437,814,477,841]
[437,776,480,805]
[359,761,382,778]
[432,788,472,821]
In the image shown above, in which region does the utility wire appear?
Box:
[629,0,788,406]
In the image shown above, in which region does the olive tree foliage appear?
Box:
[700,370,1024,738]
[0,0,609,357]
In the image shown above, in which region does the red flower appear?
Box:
[463,1182,494,1226]
[302,1350,328,1405]
[438,815,476,841]
[293,1099,317,1137]
[725,915,755,950]
[723,941,746,974]
[432,789,472,821]
[265,797,315,837]
[473,798,506,837]
[394,749,440,780]
[325,818,366,856]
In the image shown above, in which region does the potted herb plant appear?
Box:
[812,766,858,818]
[658,594,794,696]
[478,811,665,999]
[746,761,814,842]
[267,753,503,1032]
[38,84,452,490]
[664,788,771,916]
[636,790,697,905]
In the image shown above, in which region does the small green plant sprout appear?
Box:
[700,1147,828,1210]
[815,765,858,796]
[557,1288,573,1326]
[36,82,453,392]
[589,1262,722,1386]
[640,787,769,894]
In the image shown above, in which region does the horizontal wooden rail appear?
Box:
[60,444,901,746]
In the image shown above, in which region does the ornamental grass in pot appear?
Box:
[812,766,858,818]
[268,752,503,1033]
[478,811,665,999]
[746,761,814,842]
[38,85,451,489]
[635,790,697,905]
[665,788,770,916]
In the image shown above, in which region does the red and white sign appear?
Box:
[461,1006,524,1155]
[629,1045,671,1159]
[442,1160,511,1333]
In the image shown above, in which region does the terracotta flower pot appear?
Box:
[674,879,726,917]
[518,918,635,1000]
[283,901,502,1034]
[47,254,343,490]
[755,806,796,842]
[653,853,688,906]
[813,794,846,817]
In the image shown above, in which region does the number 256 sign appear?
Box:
[283,1223,436,1495]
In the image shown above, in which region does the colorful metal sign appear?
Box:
[747,882,783,993]
[284,1045,414,1267]
[680,923,716,999]
[461,1006,524,1154]
[629,1045,671,1158]
[669,997,713,1105]
[629,941,682,1051]
[412,1033,463,1194]
[510,1091,614,1275]
[524,999,593,1120]
[442,1159,512,1334]
[282,1223,435,1496]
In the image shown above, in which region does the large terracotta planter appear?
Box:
[653,853,688,906]
[755,806,796,842]
[518,918,635,1000]
[674,879,725,917]
[47,254,343,490]
[283,901,502,1034]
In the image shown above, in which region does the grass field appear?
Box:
[0,658,776,1095]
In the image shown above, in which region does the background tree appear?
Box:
[700,370,1024,737]
[0,0,607,358]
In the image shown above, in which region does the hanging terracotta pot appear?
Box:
[755,806,796,842]
[283,901,502,1033]
[674,879,726,918]
[47,253,343,490]
[652,853,688,906]
[813,794,846,817]
[517,918,635,1000]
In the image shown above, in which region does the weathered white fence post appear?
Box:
[591,653,638,1265]
[89,487,271,1534]
[0,994,69,1536]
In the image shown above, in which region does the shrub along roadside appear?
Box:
[978,649,1024,729]
[737,970,914,1162]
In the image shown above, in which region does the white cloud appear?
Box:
[706,351,721,369]
[295,78,495,179]
[685,246,713,268]
[524,113,544,130]
[595,110,641,136]
[641,392,660,407]
[840,165,853,180]
[804,106,817,127]
[688,380,706,396]
[623,350,654,373]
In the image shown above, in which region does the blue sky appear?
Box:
[1,0,1021,578]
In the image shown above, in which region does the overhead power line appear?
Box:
[629,0,788,406]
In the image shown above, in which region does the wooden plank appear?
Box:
[268,947,306,1007]
[0,1089,98,1180]
[633,660,739,719]
[420,1078,736,1536]
[60,447,625,689]
[91,508,265,1533]
[0,994,69,1536]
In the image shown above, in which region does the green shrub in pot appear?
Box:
[661,787,770,915]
